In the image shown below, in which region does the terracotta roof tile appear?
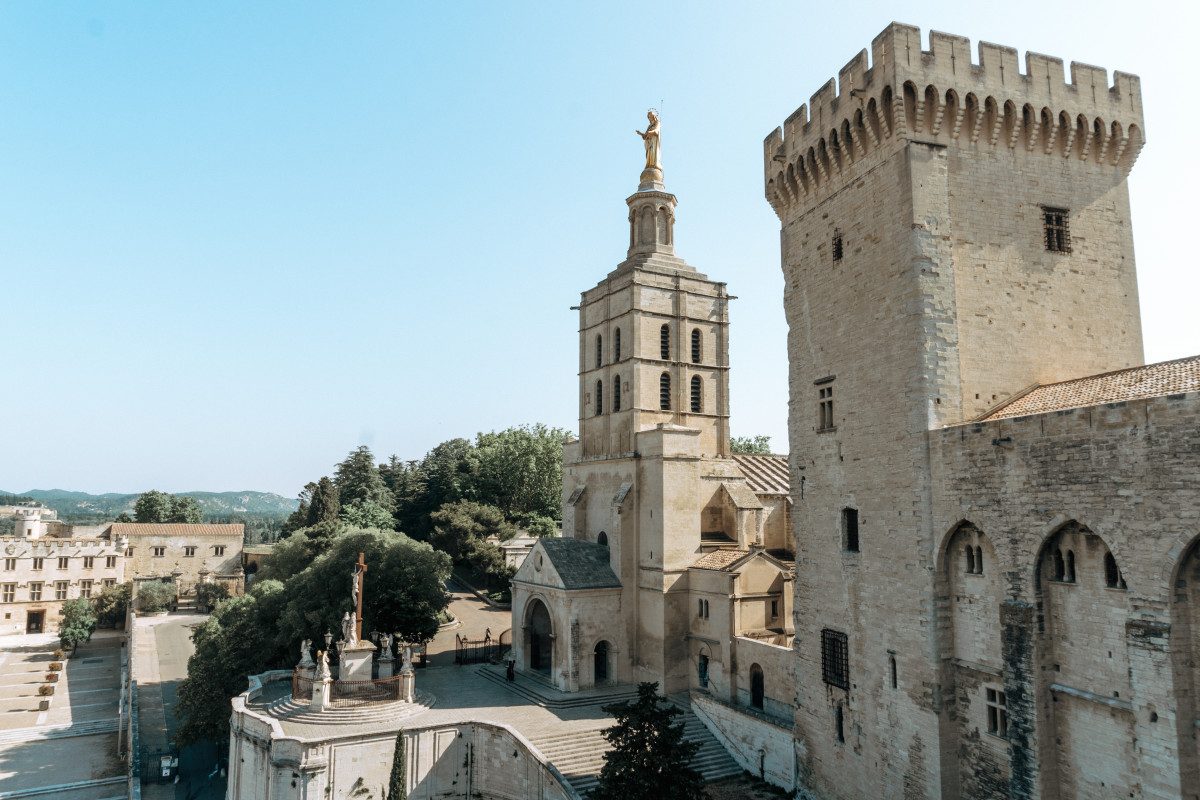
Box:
[111,523,244,538]
[691,549,750,571]
[977,355,1200,421]
[730,454,790,495]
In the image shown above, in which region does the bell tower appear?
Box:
[576,120,731,461]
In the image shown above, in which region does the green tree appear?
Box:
[340,498,395,529]
[429,501,515,562]
[334,446,394,511]
[175,580,288,746]
[138,580,176,612]
[730,435,773,455]
[386,729,407,800]
[134,490,174,523]
[588,683,703,800]
[395,438,478,536]
[277,528,451,646]
[196,582,230,611]
[473,424,568,520]
[168,495,203,523]
[92,581,131,627]
[58,598,97,653]
[523,514,558,538]
[114,512,133,523]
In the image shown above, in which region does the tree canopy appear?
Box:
[730,434,773,455]
[59,598,97,652]
[589,682,703,800]
[133,490,203,523]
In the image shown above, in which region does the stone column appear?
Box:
[310,673,331,712]
[1125,618,1182,799]
[398,644,415,703]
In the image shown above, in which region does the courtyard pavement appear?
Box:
[0,629,125,800]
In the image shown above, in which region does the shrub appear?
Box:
[49,662,62,671]
[138,581,176,613]
[53,649,64,660]
[39,684,55,695]
[92,582,132,628]
[46,672,58,683]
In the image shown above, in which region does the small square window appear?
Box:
[103,578,117,588]
[54,581,68,600]
[152,546,166,558]
[57,557,69,570]
[818,385,835,432]
[80,579,94,599]
[106,556,118,569]
[83,556,95,569]
[214,545,226,557]
[3,558,14,571]
[1042,206,1071,253]
[184,546,196,558]
[30,582,43,601]
[32,557,43,571]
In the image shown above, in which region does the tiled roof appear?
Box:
[691,549,750,571]
[730,454,790,495]
[977,355,1200,421]
[721,480,763,510]
[111,523,244,538]
[539,538,620,590]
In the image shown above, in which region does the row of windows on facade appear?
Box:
[5,555,119,570]
[842,513,1128,589]
[4,545,226,569]
[1,577,118,602]
[593,325,707,369]
[697,596,779,620]
[818,627,1008,742]
[593,373,705,415]
[825,208,1069,266]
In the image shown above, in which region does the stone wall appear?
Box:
[692,691,795,791]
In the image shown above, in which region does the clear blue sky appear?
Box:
[3,2,1197,497]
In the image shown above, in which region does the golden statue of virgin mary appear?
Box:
[635,109,661,170]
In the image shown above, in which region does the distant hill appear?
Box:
[0,489,298,521]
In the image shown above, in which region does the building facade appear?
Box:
[0,507,245,635]
[764,23,1198,800]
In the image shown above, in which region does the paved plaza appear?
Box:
[0,629,125,800]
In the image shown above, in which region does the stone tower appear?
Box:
[562,137,734,692]
[762,24,1145,799]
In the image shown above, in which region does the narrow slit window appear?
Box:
[596,334,603,369]
[660,372,671,410]
[690,375,702,412]
[691,329,701,363]
[965,544,976,574]
[595,380,604,416]
[1042,206,1071,253]
[660,324,670,360]
[1053,549,1065,581]
[889,654,898,689]
[613,376,621,412]
[975,546,983,574]
[832,228,844,262]
[842,508,859,553]
[835,703,845,743]
[614,328,621,361]
[1066,550,1076,583]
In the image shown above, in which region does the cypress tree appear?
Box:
[386,729,407,800]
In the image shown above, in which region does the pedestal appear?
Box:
[377,658,395,679]
[310,676,331,711]
[339,641,377,683]
[398,668,415,703]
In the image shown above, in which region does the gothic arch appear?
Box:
[1169,534,1200,792]
[963,93,980,143]
[523,595,555,675]
[902,81,919,132]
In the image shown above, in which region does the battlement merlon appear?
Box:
[763,22,1144,165]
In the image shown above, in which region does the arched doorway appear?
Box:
[526,599,553,674]
[594,641,609,684]
[597,531,608,547]
[750,663,764,710]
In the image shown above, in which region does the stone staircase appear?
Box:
[475,665,641,709]
[0,718,118,745]
[527,702,742,796]
[174,595,199,614]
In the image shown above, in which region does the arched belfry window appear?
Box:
[613,376,622,412]
[690,375,702,412]
[691,329,702,363]
[596,334,603,369]
[660,324,670,360]
[660,372,671,410]
[595,380,603,416]
[614,328,621,361]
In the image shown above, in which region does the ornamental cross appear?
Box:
[353,552,367,642]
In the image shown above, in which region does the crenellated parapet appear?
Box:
[763,22,1145,217]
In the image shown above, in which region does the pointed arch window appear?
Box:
[690,375,702,412]
[596,334,603,369]
[1053,549,1066,581]
[614,328,621,361]
[1065,550,1076,583]
[1104,552,1126,589]
[659,373,671,410]
[660,324,670,360]
[613,375,622,412]
[595,380,603,416]
[691,329,702,363]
